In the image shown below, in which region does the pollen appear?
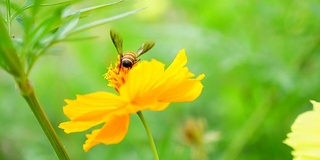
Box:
[104,56,131,93]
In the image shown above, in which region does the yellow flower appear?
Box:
[59,49,205,152]
[284,100,320,160]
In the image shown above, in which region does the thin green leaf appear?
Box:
[69,8,145,35]
[16,13,34,34]
[30,0,43,16]
[0,17,23,77]
[27,22,54,50]
[75,0,125,18]
[21,21,55,74]
[56,36,99,42]
[12,1,71,34]
[23,0,34,9]
[11,1,71,21]
[53,12,80,41]
[25,5,66,51]
[41,1,72,7]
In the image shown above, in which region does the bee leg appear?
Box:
[131,59,140,69]
[118,63,122,74]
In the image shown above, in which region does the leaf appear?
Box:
[16,13,35,34]
[56,36,99,42]
[25,5,67,51]
[69,8,145,36]
[12,1,71,34]
[27,20,55,49]
[11,1,71,20]
[22,0,35,9]
[0,17,23,77]
[75,0,125,18]
[53,12,80,41]
[28,0,44,16]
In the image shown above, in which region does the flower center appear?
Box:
[104,56,134,93]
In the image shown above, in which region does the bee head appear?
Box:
[122,60,133,68]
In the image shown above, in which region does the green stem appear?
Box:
[137,111,160,160]
[219,92,274,160]
[15,77,70,160]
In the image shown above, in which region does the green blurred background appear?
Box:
[1,0,320,159]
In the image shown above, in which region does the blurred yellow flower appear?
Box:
[179,117,220,160]
[284,100,320,159]
[59,49,204,152]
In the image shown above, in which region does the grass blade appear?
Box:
[69,8,145,36]
[76,0,125,18]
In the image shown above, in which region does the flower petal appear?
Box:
[155,50,204,103]
[83,114,130,152]
[158,74,205,102]
[284,100,320,159]
[119,59,166,113]
[59,121,103,134]
[163,49,188,77]
[63,92,124,119]
[120,59,165,101]
[155,49,194,87]
[59,92,127,133]
[144,102,170,111]
[119,49,204,111]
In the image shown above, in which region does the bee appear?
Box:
[110,29,155,71]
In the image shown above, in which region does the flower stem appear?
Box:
[15,77,70,160]
[137,111,160,160]
[219,92,274,160]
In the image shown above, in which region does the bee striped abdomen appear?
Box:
[122,52,137,68]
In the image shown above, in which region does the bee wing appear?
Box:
[110,29,123,55]
[136,41,155,57]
